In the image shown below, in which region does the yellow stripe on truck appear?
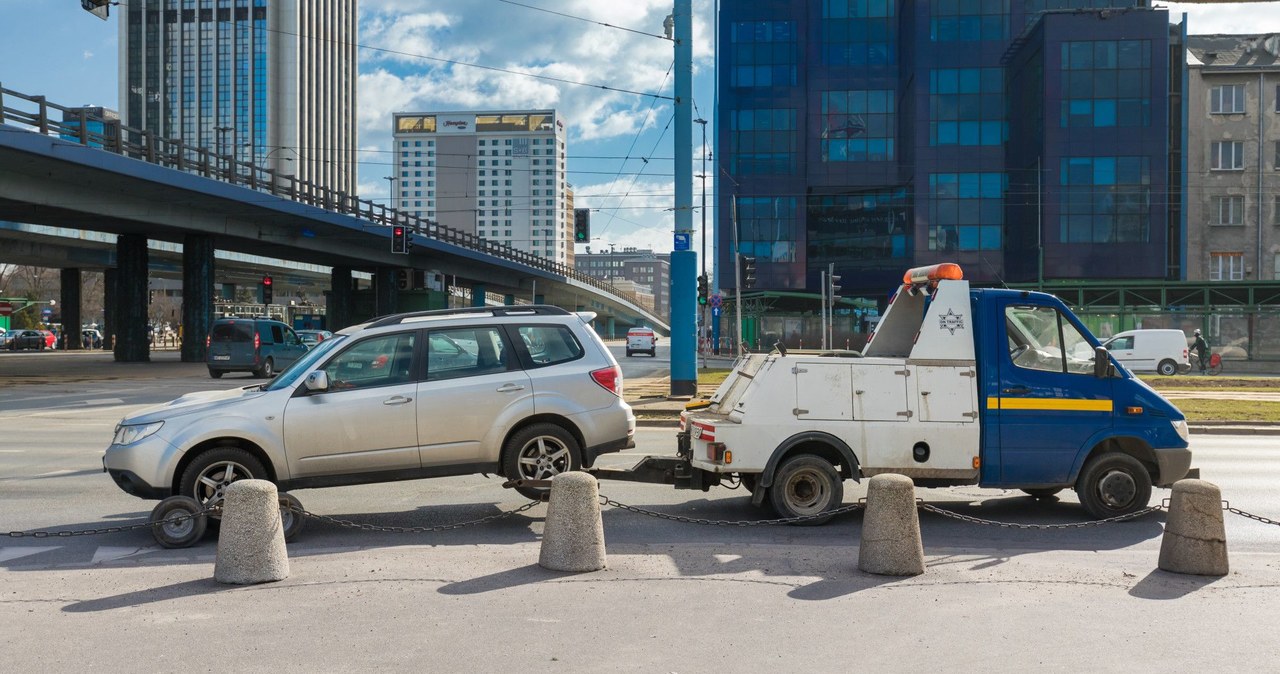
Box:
[986,398,1113,412]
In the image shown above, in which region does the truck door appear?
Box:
[991,302,1113,485]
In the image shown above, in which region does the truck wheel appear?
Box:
[502,423,582,500]
[1075,453,1152,519]
[1157,359,1178,376]
[149,496,208,549]
[178,446,269,517]
[768,454,843,525]
[1021,487,1063,499]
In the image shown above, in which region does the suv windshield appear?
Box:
[264,334,347,391]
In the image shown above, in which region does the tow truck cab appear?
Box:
[678,263,1192,521]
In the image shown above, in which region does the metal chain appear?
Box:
[918,503,1164,529]
[1225,504,1280,527]
[599,496,864,526]
[288,500,542,534]
[4,506,220,539]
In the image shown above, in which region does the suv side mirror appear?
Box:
[1093,346,1114,378]
[304,371,329,392]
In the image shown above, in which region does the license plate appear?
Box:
[212,355,231,361]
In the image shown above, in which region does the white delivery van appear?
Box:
[1099,329,1190,375]
[626,327,657,357]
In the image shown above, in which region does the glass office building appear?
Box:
[717,0,1178,297]
[120,0,357,195]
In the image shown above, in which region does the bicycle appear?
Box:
[1199,352,1222,376]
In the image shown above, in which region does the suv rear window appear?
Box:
[210,322,254,343]
[518,325,583,367]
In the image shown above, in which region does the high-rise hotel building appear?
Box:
[391,110,572,265]
[119,0,357,195]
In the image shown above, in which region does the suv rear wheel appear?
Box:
[502,423,582,500]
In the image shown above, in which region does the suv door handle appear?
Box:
[496,383,526,393]
[383,395,413,405]
[1001,386,1030,395]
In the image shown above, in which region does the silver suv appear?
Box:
[104,306,635,505]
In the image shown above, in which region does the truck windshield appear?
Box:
[264,335,347,391]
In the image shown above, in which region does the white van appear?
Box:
[1099,329,1191,376]
[626,326,657,357]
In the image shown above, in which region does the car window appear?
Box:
[427,327,510,381]
[284,327,300,346]
[1110,336,1133,350]
[210,322,253,343]
[518,325,584,367]
[270,325,284,344]
[1005,305,1093,375]
[323,332,417,391]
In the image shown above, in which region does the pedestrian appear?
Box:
[1192,328,1208,373]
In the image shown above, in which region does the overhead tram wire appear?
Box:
[495,0,673,41]
[595,111,677,239]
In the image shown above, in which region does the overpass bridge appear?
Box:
[0,85,666,361]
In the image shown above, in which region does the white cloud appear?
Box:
[1161,3,1280,34]
[82,50,93,60]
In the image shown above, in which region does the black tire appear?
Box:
[767,454,844,525]
[178,446,269,516]
[209,369,224,379]
[502,423,582,500]
[149,495,209,549]
[625,349,633,357]
[1157,359,1178,376]
[278,493,306,541]
[255,357,275,378]
[1075,452,1152,519]
[1021,487,1064,499]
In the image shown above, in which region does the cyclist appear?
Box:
[1192,328,1209,374]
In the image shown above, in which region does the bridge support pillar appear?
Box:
[59,268,82,350]
[534,294,545,305]
[113,234,150,362]
[374,266,398,317]
[221,283,236,301]
[181,234,215,362]
[607,316,616,340]
[327,266,353,330]
[504,294,515,306]
[471,284,486,307]
[102,268,116,351]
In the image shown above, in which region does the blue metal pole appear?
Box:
[670,0,697,396]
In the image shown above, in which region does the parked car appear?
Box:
[297,329,333,348]
[82,329,103,349]
[626,326,657,357]
[5,329,48,351]
[41,330,56,349]
[103,306,636,510]
[1076,329,1191,376]
[205,317,308,378]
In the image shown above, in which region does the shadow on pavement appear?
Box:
[62,578,231,613]
[437,563,579,595]
[1127,569,1223,600]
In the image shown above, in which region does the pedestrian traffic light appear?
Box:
[739,255,756,289]
[574,208,591,243]
[392,225,411,254]
[262,275,273,305]
[697,274,709,306]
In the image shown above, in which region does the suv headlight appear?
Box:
[1171,419,1189,442]
[112,421,164,446]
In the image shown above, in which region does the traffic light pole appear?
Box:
[669,0,697,397]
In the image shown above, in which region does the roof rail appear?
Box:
[364,304,571,329]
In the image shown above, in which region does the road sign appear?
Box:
[710,293,722,308]
[674,232,691,251]
[0,302,11,317]
[41,307,52,317]
[712,306,721,317]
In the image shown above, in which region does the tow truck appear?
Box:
[589,263,1195,523]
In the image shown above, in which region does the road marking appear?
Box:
[0,449,25,454]
[91,546,155,564]
[33,469,78,478]
[82,398,125,406]
[0,547,60,563]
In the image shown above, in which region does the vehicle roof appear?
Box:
[1110,329,1186,336]
[337,305,589,336]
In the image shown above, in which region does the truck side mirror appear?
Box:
[304,370,329,392]
[1093,346,1113,378]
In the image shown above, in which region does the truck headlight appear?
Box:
[1171,419,1189,442]
[112,421,164,446]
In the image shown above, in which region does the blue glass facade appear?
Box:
[717,0,1174,296]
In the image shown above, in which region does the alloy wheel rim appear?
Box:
[517,437,571,481]
[194,460,252,507]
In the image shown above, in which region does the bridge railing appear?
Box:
[0,84,651,313]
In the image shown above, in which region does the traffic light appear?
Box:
[392,225,411,254]
[574,208,591,243]
[697,274,709,306]
[739,255,756,289]
[262,275,273,305]
[828,272,841,308]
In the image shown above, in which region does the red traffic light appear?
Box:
[393,227,404,237]
[262,275,273,287]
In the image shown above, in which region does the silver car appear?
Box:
[104,306,635,504]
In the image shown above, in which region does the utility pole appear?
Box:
[695,117,708,368]
[669,0,697,396]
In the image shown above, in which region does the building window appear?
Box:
[1211,141,1245,170]
[1059,156,1151,243]
[806,189,910,268]
[730,21,797,87]
[1210,84,1245,114]
[929,68,1006,146]
[930,0,1008,42]
[820,90,895,161]
[729,108,797,175]
[928,173,1005,251]
[736,196,798,265]
[821,0,895,66]
[1211,195,1245,225]
[1060,39,1151,128]
[1210,252,1245,281]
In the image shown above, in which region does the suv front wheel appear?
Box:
[502,423,582,500]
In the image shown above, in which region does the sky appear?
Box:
[0,1,1274,260]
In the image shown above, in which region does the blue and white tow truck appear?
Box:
[593,264,1195,522]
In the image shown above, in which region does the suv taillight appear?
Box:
[206,334,211,349]
[254,333,261,350]
[590,366,622,397]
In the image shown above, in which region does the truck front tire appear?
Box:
[768,454,843,525]
[1075,453,1152,519]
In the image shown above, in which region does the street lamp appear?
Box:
[213,125,233,178]
[384,176,397,211]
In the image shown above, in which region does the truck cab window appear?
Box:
[1005,306,1093,375]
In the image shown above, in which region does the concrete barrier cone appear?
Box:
[539,472,606,572]
[215,479,290,585]
[1159,479,1228,576]
[858,474,925,576]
